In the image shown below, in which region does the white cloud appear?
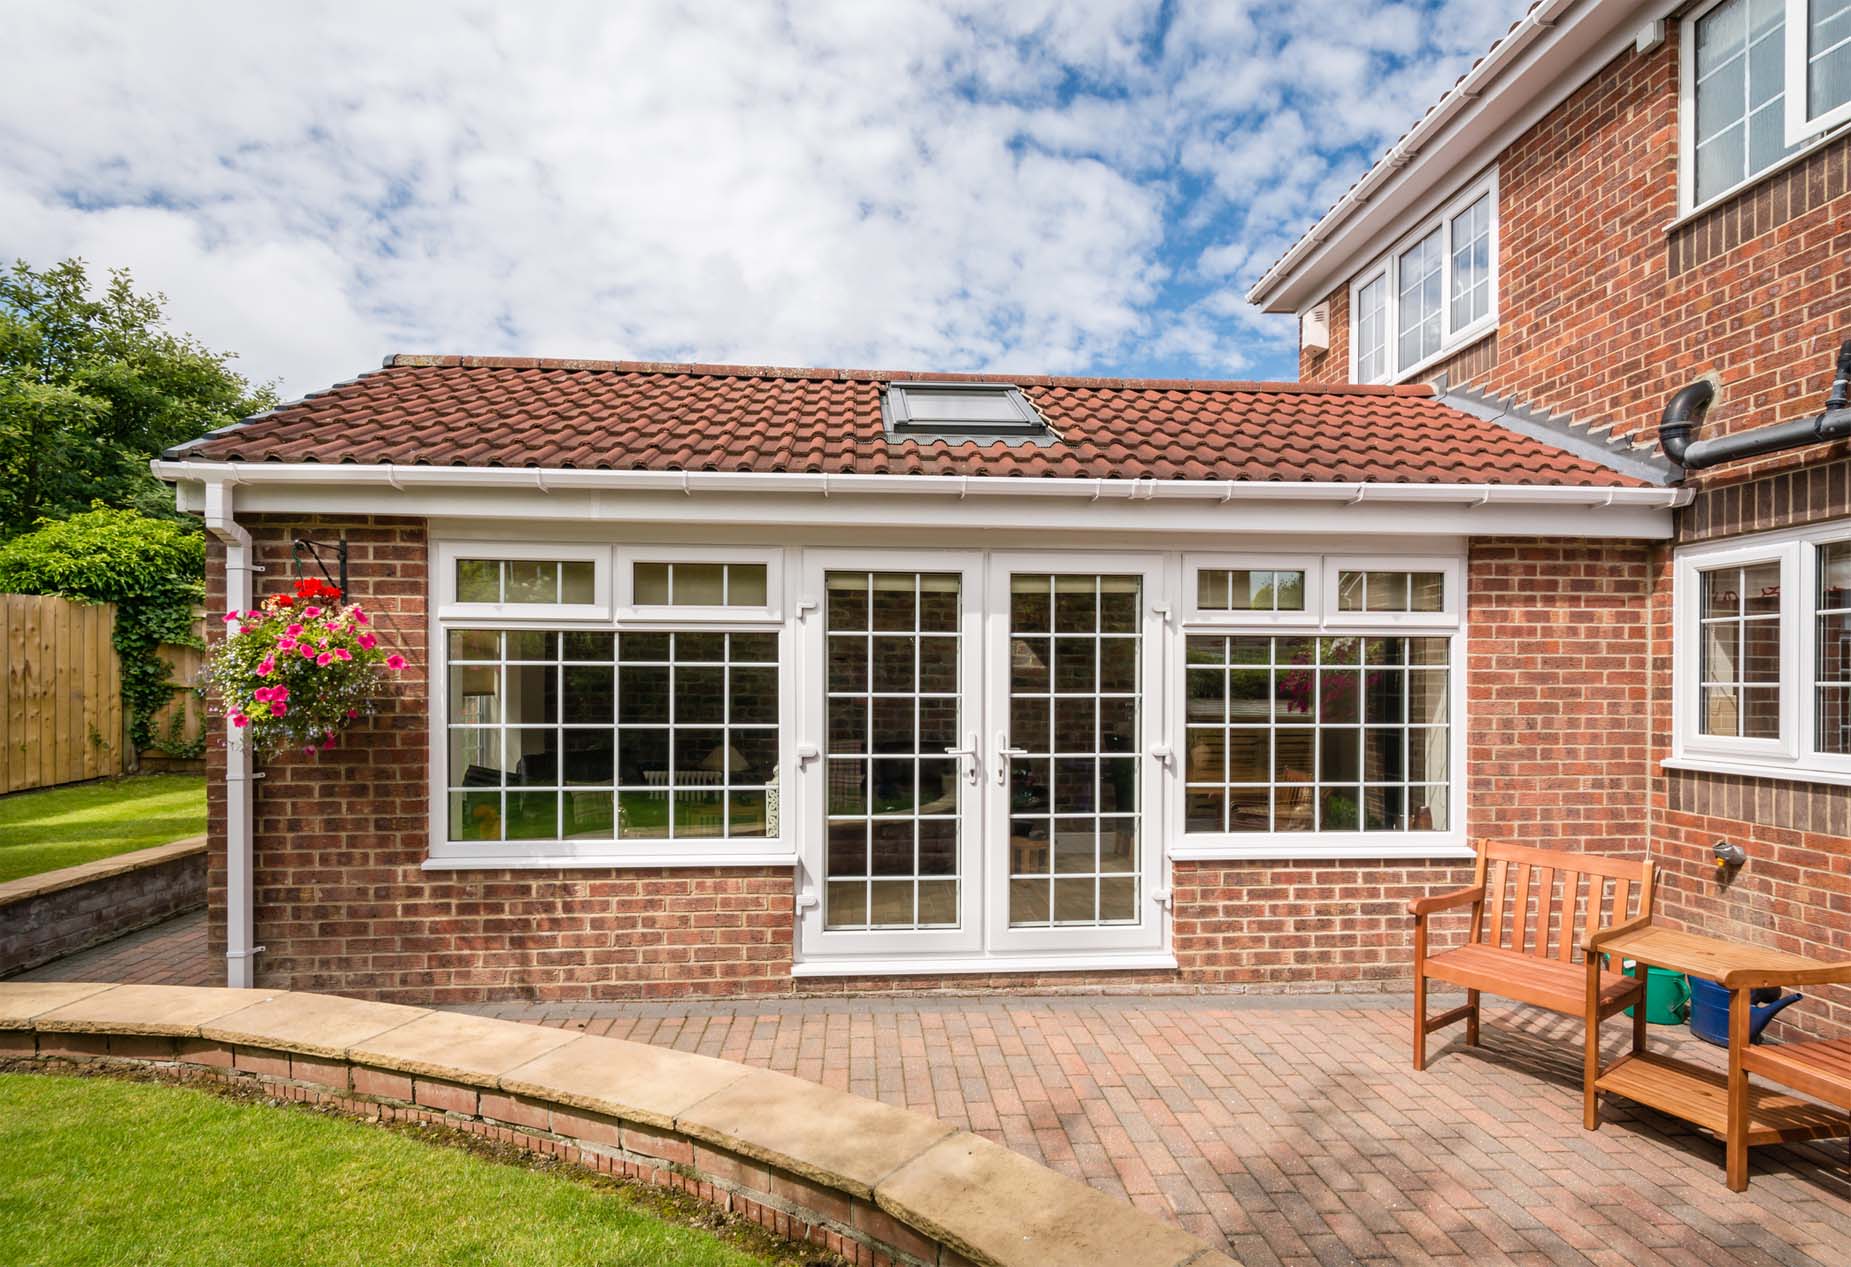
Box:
[0,0,1529,395]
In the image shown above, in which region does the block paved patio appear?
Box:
[18,910,1851,1266]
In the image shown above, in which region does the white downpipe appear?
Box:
[203,480,260,988]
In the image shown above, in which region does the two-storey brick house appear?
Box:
[162,0,1850,1024]
[1249,0,1851,1035]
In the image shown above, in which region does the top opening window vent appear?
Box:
[882,382,1053,444]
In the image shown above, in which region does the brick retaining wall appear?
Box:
[0,838,205,977]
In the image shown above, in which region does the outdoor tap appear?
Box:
[1713,839,1747,872]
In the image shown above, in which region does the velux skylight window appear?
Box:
[882,382,1050,441]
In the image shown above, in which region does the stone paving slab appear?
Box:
[501,1033,753,1130]
[347,1009,579,1082]
[201,991,426,1059]
[681,1067,958,1198]
[0,980,116,1027]
[32,984,280,1034]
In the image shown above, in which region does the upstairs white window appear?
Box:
[1672,523,1851,783]
[1347,172,1497,384]
[1682,0,1851,212]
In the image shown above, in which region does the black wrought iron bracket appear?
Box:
[291,536,349,598]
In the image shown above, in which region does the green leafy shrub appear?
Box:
[0,505,205,755]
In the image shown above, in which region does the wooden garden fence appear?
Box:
[0,593,206,794]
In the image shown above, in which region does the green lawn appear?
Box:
[0,774,206,884]
[0,1073,783,1267]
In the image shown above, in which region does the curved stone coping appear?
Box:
[0,836,206,904]
[0,982,1234,1267]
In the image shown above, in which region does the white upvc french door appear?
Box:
[794,548,1168,968]
[796,550,986,958]
[983,554,1168,954]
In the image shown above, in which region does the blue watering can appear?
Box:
[1687,975,1803,1046]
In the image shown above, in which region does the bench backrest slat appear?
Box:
[1473,838,1653,963]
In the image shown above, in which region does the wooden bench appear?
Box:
[1410,838,1653,1070]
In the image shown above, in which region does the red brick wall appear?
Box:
[205,523,1650,1002]
[1298,26,1851,464]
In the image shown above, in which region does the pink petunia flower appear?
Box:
[357,632,377,650]
[271,701,288,717]
[320,733,336,750]
[352,609,369,625]
[253,686,273,704]
[385,653,407,671]
[333,647,352,661]
[345,708,359,719]
[223,611,240,624]
[271,685,289,702]
[256,656,275,677]
[277,637,296,652]
[230,712,249,728]
[286,623,303,637]
[303,605,321,618]
[316,652,334,667]
[299,643,316,659]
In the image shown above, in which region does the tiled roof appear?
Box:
[171,354,1652,487]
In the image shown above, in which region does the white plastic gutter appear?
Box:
[203,479,260,988]
[1246,0,1583,309]
[151,460,1691,509]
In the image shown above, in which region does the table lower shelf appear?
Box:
[1595,1053,1849,1146]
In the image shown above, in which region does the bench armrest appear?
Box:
[1409,885,1482,918]
[1583,910,1653,955]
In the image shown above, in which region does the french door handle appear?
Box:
[943,732,981,785]
[995,731,1029,785]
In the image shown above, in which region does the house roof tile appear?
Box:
[171,354,1653,487]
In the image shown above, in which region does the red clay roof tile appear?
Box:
[173,355,1647,488]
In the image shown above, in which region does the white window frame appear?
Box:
[1324,556,1459,629]
[1183,552,1321,626]
[1679,0,1851,217]
[435,541,612,624]
[1346,170,1499,385]
[1786,0,1851,145]
[1669,521,1851,784]
[426,540,798,869]
[1169,551,1469,862]
[618,544,784,623]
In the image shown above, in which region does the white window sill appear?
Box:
[1388,324,1497,386]
[1661,755,1851,789]
[1169,836,1474,862]
[790,951,1178,978]
[423,849,800,871]
[1666,121,1851,233]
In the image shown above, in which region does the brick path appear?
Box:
[20,910,1851,1266]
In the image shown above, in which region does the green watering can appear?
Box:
[1623,962,1690,1025]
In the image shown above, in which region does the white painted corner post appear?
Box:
[203,479,260,987]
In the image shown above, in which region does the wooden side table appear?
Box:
[1583,921,1851,1190]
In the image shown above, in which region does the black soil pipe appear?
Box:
[1660,341,1851,472]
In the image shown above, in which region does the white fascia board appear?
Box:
[1250,0,1675,315]
[153,460,1684,539]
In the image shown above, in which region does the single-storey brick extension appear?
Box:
[159,0,1851,1027]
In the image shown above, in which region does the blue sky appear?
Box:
[1,0,1531,396]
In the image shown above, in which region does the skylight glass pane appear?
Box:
[901,388,1023,424]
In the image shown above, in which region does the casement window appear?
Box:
[1671,522,1851,783]
[1347,172,1497,384]
[1174,554,1466,860]
[1682,0,1851,213]
[436,542,610,621]
[430,543,790,867]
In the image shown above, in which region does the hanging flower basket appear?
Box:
[204,577,409,757]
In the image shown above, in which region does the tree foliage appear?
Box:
[0,506,208,755]
[0,258,277,537]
